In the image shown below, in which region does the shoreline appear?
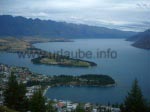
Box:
[48,83,116,88]
[43,86,50,96]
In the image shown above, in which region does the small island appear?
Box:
[27,74,116,87]
[31,56,97,67]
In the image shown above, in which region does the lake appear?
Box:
[0,39,150,104]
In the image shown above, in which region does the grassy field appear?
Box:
[40,58,91,67]
[0,37,31,51]
[0,37,72,51]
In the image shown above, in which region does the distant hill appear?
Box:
[0,15,136,39]
[127,29,150,49]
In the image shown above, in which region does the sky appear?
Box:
[0,0,150,32]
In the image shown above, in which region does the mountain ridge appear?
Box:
[0,15,136,39]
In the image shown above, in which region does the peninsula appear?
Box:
[0,63,116,88]
[31,56,97,67]
[27,74,116,87]
[0,37,97,67]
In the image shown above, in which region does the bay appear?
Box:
[0,39,149,104]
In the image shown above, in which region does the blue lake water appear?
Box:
[0,39,150,104]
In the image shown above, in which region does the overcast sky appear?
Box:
[0,0,150,32]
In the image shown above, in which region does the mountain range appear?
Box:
[0,15,136,39]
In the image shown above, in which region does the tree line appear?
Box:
[3,73,46,112]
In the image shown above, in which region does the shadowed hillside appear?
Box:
[127,29,150,49]
[0,15,136,39]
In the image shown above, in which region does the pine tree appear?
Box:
[122,79,147,112]
[3,73,27,112]
[46,101,56,112]
[30,89,46,112]
[76,104,85,112]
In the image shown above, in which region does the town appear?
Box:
[0,63,120,112]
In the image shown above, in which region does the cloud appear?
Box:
[136,2,150,9]
[0,0,150,31]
